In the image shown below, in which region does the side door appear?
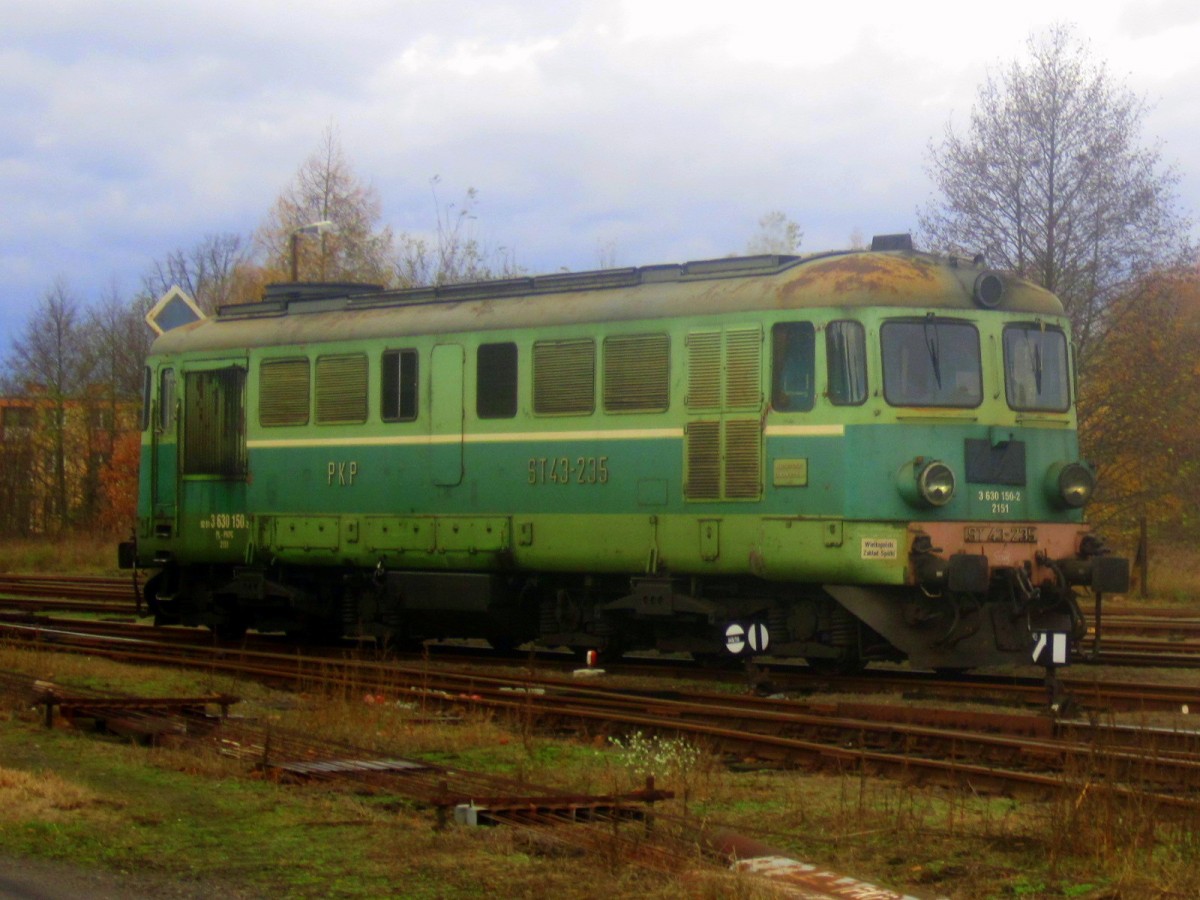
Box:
[179,361,250,558]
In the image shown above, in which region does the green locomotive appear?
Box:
[121,235,1128,669]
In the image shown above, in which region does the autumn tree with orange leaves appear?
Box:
[1079,267,1200,541]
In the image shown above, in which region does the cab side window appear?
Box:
[826,320,867,406]
[771,322,815,411]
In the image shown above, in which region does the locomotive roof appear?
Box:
[151,247,1065,354]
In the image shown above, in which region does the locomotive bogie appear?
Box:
[124,242,1128,669]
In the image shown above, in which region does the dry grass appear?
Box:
[1134,542,1200,607]
[0,535,123,575]
[3,641,1199,898]
[0,764,118,824]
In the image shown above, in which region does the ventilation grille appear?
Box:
[685,419,762,501]
[686,332,721,409]
[604,334,669,412]
[687,328,761,409]
[725,328,762,409]
[684,326,763,501]
[534,339,595,415]
[316,354,368,424]
[183,367,246,478]
[723,419,762,499]
[260,359,310,426]
[685,420,721,500]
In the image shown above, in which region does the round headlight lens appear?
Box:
[918,461,956,507]
[1056,462,1095,508]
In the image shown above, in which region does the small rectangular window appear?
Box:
[534,339,595,415]
[771,322,815,412]
[316,354,368,424]
[2,406,34,429]
[259,358,310,426]
[160,368,176,431]
[604,334,669,412]
[382,349,419,421]
[477,342,518,419]
[826,321,867,406]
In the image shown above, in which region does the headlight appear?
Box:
[899,459,957,508]
[918,461,956,507]
[1045,462,1095,509]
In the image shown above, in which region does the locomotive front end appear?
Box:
[812,255,1129,670]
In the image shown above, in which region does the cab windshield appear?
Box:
[1003,324,1070,412]
[881,319,981,407]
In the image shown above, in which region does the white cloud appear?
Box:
[0,0,1197,346]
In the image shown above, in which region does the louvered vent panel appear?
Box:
[685,420,721,500]
[533,340,595,414]
[316,355,368,424]
[723,418,762,499]
[687,332,721,409]
[604,334,669,411]
[725,328,762,409]
[260,359,310,426]
[184,368,246,478]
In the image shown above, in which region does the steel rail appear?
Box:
[6,620,1200,812]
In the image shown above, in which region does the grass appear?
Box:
[2,643,1200,898]
[0,534,125,576]
[3,535,1200,896]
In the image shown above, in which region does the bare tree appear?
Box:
[919,23,1192,356]
[4,280,95,533]
[745,211,803,255]
[395,180,521,287]
[257,125,395,286]
[142,232,252,315]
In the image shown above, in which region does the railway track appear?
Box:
[7,608,1200,714]
[5,575,1200,670]
[4,616,1200,811]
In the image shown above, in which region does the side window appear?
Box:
[315,354,368,425]
[381,349,419,422]
[534,339,595,415]
[159,368,176,432]
[259,358,310,426]
[771,322,815,412]
[604,334,670,412]
[826,320,867,406]
[477,342,518,419]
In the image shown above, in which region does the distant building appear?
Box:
[0,386,140,536]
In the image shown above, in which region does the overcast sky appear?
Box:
[2,0,1198,350]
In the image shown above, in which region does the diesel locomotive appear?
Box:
[120,234,1129,670]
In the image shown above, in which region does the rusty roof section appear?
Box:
[151,248,1065,354]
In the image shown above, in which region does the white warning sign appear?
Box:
[861,538,898,560]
